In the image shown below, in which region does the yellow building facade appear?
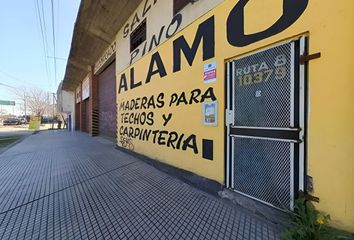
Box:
[115,0,354,231]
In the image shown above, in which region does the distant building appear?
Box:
[56,81,74,130]
[61,0,354,232]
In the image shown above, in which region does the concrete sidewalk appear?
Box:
[0,131,282,239]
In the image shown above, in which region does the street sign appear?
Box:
[0,100,15,106]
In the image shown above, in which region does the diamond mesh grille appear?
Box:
[234,43,293,128]
[233,137,291,209]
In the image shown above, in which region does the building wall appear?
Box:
[57,90,74,131]
[75,85,82,130]
[115,0,354,231]
[60,91,74,113]
[73,73,94,134]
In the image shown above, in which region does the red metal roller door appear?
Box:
[98,61,116,138]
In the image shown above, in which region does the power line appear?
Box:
[0,82,16,89]
[56,0,60,49]
[0,70,37,87]
[40,0,53,89]
[50,0,57,88]
[46,56,67,61]
[35,0,52,90]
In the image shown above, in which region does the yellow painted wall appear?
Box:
[116,0,354,231]
[115,0,223,72]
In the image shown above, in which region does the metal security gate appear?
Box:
[226,38,307,210]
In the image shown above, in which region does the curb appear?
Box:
[0,132,34,155]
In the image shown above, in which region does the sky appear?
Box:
[0,0,80,115]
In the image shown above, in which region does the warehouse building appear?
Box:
[61,0,354,231]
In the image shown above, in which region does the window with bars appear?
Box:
[174,0,191,15]
[130,20,146,52]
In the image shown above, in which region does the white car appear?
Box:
[19,118,27,124]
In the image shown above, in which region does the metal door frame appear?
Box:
[225,37,307,210]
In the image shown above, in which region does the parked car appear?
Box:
[19,117,27,124]
[3,118,21,125]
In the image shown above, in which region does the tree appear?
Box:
[26,88,50,116]
[12,87,55,117]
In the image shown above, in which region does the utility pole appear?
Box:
[52,93,55,129]
[24,92,26,118]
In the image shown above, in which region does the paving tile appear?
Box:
[0,131,281,240]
